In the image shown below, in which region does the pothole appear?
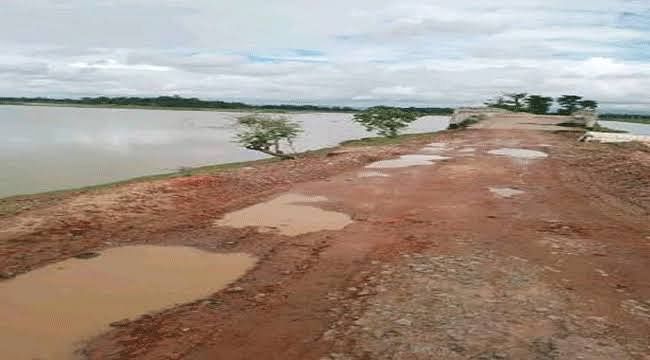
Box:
[489,187,525,198]
[0,246,256,360]
[358,171,389,178]
[215,193,353,236]
[458,147,476,153]
[366,154,450,169]
[488,148,548,159]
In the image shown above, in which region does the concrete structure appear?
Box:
[568,110,598,128]
[449,107,511,127]
[579,131,650,145]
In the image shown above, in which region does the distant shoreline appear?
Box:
[0,102,358,114]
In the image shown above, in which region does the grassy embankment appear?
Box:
[0,132,440,217]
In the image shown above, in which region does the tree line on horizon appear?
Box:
[484,93,598,115]
[0,96,454,116]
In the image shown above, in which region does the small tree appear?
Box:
[524,95,554,114]
[504,93,528,112]
[484,96,510,110]
[578,99,598,111]
[353,106,418,138]
[485,93,527,111]
[557,95,583,115]
[235,114,302,159]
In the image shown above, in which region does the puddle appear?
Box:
[418,146,448,154]
[215,193,353,236]
[488,148,548,159]
[366,154,449,169]
[0,246,256,360]
[489,187,525,198]
[358,171,389,178]
[459,147,476,153]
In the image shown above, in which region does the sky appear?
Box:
[0,0,649,111]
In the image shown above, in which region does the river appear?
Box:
[599,120,650,136]
[0,105,450,198]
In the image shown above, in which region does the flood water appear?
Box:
[0,105,450,198]
[599,120,650,136]
[0,245,256,360]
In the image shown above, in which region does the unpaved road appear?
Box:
[1,120,649,359]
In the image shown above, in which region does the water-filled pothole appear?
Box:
[489,187,526,198]
[358,171,389,178]
[366,154,449,169]
[488,148,548,159]
[215,193,353,236]
[0,246,256,360]
[459,147,476,153]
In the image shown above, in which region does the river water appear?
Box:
[599,120,650,136]
[0,105,449,198]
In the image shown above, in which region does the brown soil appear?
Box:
[1,126,649,360]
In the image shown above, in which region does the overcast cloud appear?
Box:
[1,0,649,111]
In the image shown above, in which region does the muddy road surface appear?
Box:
[1,126,649,360]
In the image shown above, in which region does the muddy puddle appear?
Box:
[459,147,476,153]
[488,148,548,159]
[366,154,449,169]
[215,193,353,236]
[0,246,256,360]
[358,171,389,178]
[489,187,525,198]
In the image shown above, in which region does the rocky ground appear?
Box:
[0,119,649,359]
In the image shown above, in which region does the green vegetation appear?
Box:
[235,115,303,159]
[524,95,554,115]
[600,114,650,124]
[0,96,455,115]
[353,106,419,138]
[0,96,358,113]
[485,93,598,115]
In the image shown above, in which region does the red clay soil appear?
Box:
[1,128,649,359]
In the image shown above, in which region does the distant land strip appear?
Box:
[0,96,455,115]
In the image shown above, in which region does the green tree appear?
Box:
[353,106,418,138]
[504,93,528,112]
[485,93,528,111]
[484,96,510,110]
[578,99,598,111]
[524,95,554,114]
[557,95,583,115]
[235,114,303,159]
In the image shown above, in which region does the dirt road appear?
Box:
[1,122,649,359]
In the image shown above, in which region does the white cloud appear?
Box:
[0,0,648,111]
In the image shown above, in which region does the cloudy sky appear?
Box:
[1,0,649,111]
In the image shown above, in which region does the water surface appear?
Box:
[0,105,449,198]
[599,121,650,135]
[0,245,256,360]
[215,193,352,236]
